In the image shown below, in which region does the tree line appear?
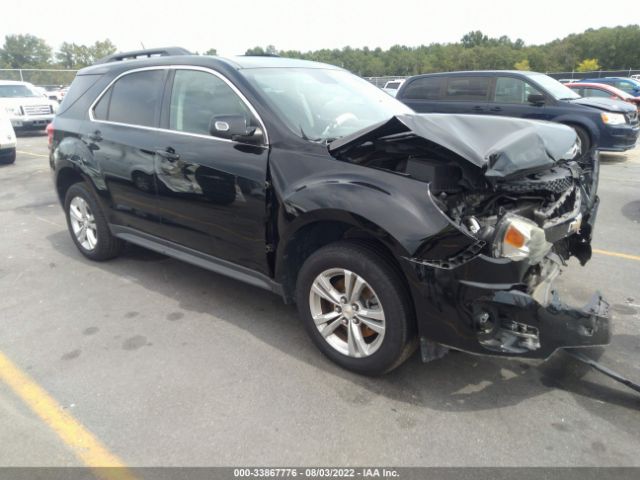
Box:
[1,25,638,85]
[266,25,640,76]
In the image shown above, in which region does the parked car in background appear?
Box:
[631,74,640,81]
[382,79,405,97]
[50,49,609,374]
[577,77,640,96]
[0,80,58,132]
[40,85,67,102]
[396,70,639,157]
[30,85,50,99]
[0,114,17,164]
[567,82,640,111]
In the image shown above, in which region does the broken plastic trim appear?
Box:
[563,349,640,395]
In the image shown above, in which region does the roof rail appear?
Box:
[95,47,192,64]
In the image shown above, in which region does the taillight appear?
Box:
[46,123,54,149]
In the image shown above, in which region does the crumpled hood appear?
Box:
[329,114,578,180]
[571,96,637,113]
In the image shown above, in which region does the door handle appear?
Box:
[472,106,484,112]
[489,106,503,112]
[155,148,180,162]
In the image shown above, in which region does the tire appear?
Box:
[0,149,16,165]
[64,182,124,261]
[571,125,591,159]
[296,241,416,375]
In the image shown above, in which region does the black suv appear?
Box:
[50,49,610,375]
[396,71,639,157]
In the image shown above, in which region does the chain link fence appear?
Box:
[0,69,78,86]
[545,69,640,80]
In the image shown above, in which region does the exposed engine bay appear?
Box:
[329,114,609,358]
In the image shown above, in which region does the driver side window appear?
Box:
[169,70,252,136]
[493,77,542,104]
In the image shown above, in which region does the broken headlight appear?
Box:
[492,214,552,264]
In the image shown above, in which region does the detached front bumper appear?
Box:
[405,173,610,359]
[405,252,611,359]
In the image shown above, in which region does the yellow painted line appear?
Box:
[593,248,640,262]
[17,150,48,158]
[0,350,138,480]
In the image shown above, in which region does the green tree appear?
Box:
[245,46,265,55]
[55,40,116,68]
[576,58,600,72]
[461,30,488,48]
[0,34,52,68]
[204,48,217,56]
[90,40,116,62]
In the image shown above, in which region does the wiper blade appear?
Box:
[299,126,322,143]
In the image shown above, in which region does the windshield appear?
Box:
[243,68,411,142]
[526,73,580,100]
[0,85,40,98]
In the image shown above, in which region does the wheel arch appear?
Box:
[274,210,415,308]
[53,136,106,205]
[555,115,599,148]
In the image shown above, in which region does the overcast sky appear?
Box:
[3,0,635,55]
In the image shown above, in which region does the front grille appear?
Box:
[499,168,574,194]
[626,110,638,125]
[22,104,52,116]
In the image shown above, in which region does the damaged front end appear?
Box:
[329,114,610,359]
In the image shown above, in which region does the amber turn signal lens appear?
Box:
[504,225,526,249]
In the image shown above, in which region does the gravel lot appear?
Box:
[0,133,639,467]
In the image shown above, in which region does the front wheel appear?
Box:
[571,125,591,160]
[296,241,416,375]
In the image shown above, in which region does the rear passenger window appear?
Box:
[493,77,542,103]
[169,69,251,136]
[92,70,166,127]
[402,77,443,100]
[614,81,634,94]
[445,77,490,101]
[582,88,611,98]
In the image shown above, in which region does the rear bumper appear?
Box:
[11,115,54,131]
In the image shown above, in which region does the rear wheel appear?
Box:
[296,241,416,375]
[64,183,123,261]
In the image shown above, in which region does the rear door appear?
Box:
[88,68,168,236]
[152,67,270,274]
[440,76,491,114]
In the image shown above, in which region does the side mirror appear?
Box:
[528,93,546,105]
[209,115,261,143]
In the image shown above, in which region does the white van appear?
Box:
[0,80,57,132]
[0,114,17,164]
